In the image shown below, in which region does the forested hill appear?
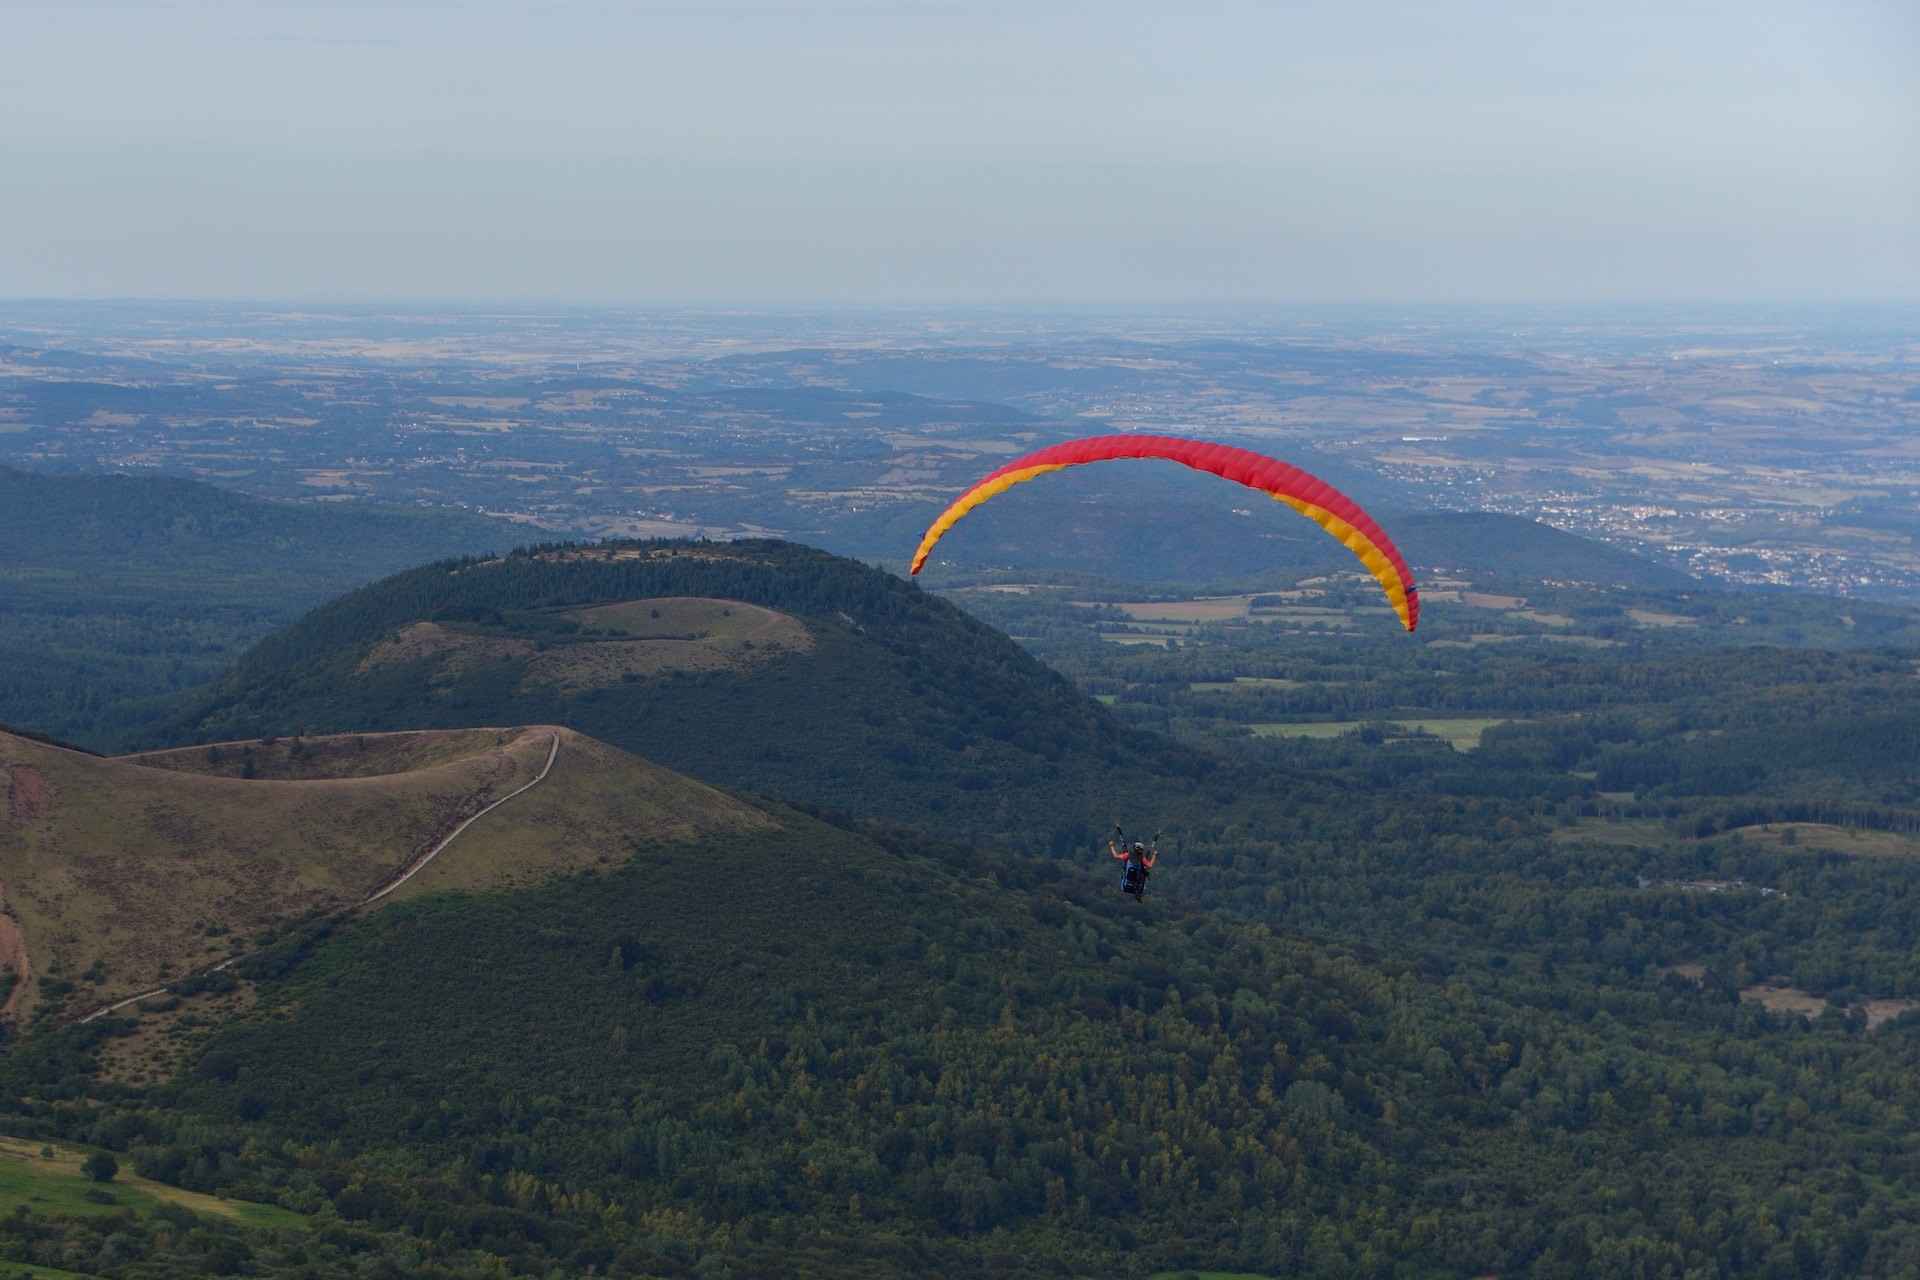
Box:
[13,804,1920,1277]
[1395,511,1697,588]
[0,466,506,570]
[0,466,514,747]
[163,539,1200,837]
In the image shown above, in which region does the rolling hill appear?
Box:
[1395,511,1697,588]
[161,539,1198,839]
[0,466,515,748]
[0,723,764,1031]
[847,454,1692,589]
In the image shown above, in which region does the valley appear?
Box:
[3,0,1914,1257]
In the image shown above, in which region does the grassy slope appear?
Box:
[0,726,546,1024]
[0,724,761,1026]
[391,728,773,900]
[0,1136,302,1231]
[121,727,519,779]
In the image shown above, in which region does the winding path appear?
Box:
[77,731,561,1025]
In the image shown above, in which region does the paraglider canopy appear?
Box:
[910,433,1420,632]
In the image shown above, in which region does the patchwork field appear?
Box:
[1740,985,1920,1030]
[1098,596,1265,621]
[1552,819,1920,859]
[1249,717,1510,749]
[1550,819,1669,847]
[1721,823,1920,858]
[1190,677,1306,692]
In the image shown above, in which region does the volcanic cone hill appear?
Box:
[0,723,764,1028]
[165,539,1200,839]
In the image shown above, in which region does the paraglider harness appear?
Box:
[1112,826,1159,901]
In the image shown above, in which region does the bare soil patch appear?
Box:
[6,766,49,821]
[1863,998,1920,1029]
[1742,984,1828,1018]
[0,894,28,1018]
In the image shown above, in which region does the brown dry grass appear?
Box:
[95,982,260,1086]
[1741,984,1829,1018]
[1736,986,1915,1028]
[124,728,520,780]
[6,722,781,1034]
[357,622,534,675]
[357,599,810,695]
[0,909,27,1018]
[1,726,554,1023]
[389,727,772,900]
[1862,999,1920,1029]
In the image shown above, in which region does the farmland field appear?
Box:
[1248,717,1510,749]
[0,1137,305,1230]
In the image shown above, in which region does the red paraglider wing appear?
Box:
[908,434,1419,632]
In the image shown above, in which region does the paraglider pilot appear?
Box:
[1109,827,1157,901]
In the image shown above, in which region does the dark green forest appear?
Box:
[15,814,1920,1279]
[0,466,512,746]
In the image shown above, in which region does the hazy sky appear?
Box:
[4,0,1914,303]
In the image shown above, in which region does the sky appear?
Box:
[3,0,1915,304]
